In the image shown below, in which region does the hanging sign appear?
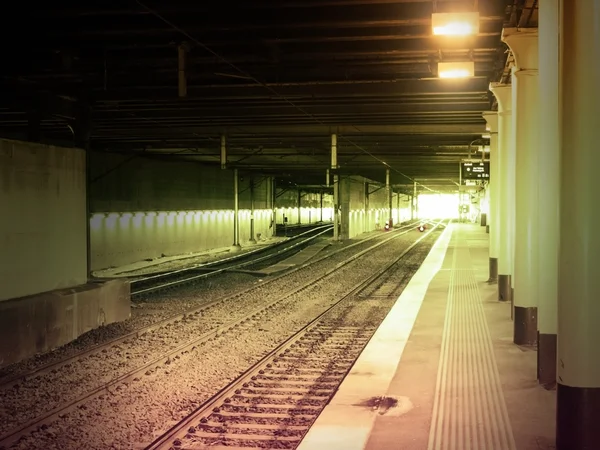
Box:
[461,161,489,181]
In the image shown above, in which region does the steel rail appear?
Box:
[145,220,445,449]
[130,224,333,295]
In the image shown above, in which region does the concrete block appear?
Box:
[0,280,130,368]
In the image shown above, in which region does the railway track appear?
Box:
[130,224,333,296]
[0,221,421,449]
[146,220,445,450]
[0,222,412,394]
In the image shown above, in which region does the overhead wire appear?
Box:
[134,0,439,193]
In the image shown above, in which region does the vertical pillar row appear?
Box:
[556,0,600,448]
[482,111,499,283]
[537,0,559,388]
[489,83,514,305]
[503,28,540,345]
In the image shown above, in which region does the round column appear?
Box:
[537,0,559,388]
[489,83,514,304]
[557,0,600,447]
[482,111,499,282]
[503,28,540,345]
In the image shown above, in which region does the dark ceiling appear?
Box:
[0,0,538,190]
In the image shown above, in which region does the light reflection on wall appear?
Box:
[89,209,275,271]
[418,193,460,219]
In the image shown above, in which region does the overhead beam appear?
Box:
[89,77,490,101]
[89,123,486,137]
[91,102,489,119]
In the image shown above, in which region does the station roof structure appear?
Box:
[0,0,538,190]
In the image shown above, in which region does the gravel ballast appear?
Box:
[3,226,439,450]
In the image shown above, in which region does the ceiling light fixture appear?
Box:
[438,61,475,79]
[432,12,480,36]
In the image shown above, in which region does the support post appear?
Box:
[220,135,227,169]
[413,181,417,220]
[503,28,539,345]
[331,134,339,240]
[537,0,559,388]
[232,169,241,251]
[386,169,392,228]
[556,1,600,447]
[271,177,277,236]
[396,189,400,224]
[297,189,302,225]
[249,179,256,244]
[489,83,514,305]
[333,174,339,241]
[320,190,324,222]
[364,182,369,232]
[483,111,499,283]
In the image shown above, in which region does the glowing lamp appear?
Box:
[432,12,480,36]
[438,61,475,79]
[418,225,426,232]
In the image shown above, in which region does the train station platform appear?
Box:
[298,223,556,450]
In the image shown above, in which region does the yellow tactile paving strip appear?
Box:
[427,230,516,450]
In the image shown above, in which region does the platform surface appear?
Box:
[298,223,556,450]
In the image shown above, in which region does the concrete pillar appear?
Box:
[297,189,302,225]
[320,190,324,222]
[271,177,276,236]
[396,192,402,225]
[364,182,369,233]
[249,179,256,243]
[503,28,539,345]
[537,0,559,388]
[557,1,600,447]
[331,134,339,240]
[483,111,499,283]
[231,169,241,250]
[489,83,514,304]
[410,194,414,220]
[386,169,392,227]
[339,177,350,240]
[333,175,339,240]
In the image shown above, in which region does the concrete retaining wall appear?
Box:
[0,139,87,301]
[90,208,274,269]
[0,280,130,368]
[89,151,275,270]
